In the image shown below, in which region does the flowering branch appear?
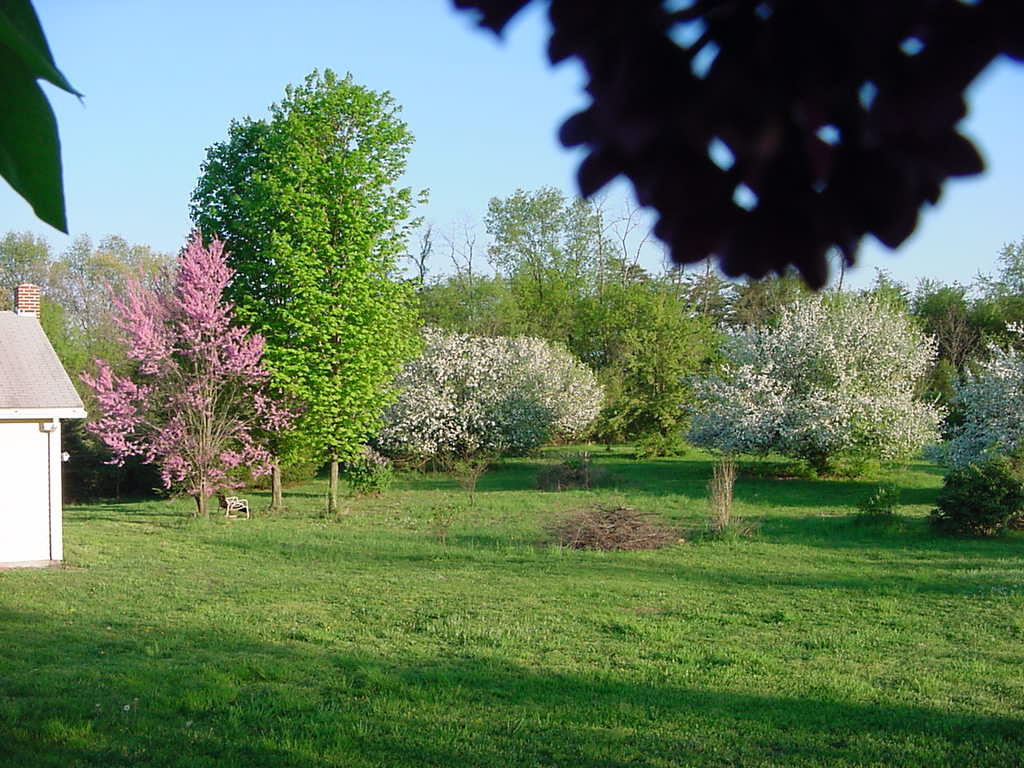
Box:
[82,233,293,516]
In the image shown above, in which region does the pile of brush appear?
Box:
[550,504,678,551]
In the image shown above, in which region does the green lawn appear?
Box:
[2,450,1022,767]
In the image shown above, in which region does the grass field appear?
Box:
[2,449,1022,767]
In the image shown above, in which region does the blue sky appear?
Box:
[3,0,1022,290]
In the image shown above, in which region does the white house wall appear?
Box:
[0,419,58,564]
[46,420,63,561]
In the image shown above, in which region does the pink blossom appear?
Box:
[82,233,295,513]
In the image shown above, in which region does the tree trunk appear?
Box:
[195,493,208,518]
[328,459,339,515]
[270,463,284,512]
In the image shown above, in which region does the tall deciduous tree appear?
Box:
[729,271,812,329]
[191,69,421,513]
[47,234,172,341]
[81,235,290,517]
[0,231,50,302]
[583,277,719,455]
[45,234,174,380]
[485,186,607,343]
[972,238,1024,345]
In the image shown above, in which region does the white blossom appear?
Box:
[377,329,603,458]
[688,294,942,467]
[941,324,1024,469]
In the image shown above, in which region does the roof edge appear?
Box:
[0,407,87,420]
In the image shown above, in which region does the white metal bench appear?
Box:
[218,494,250,519]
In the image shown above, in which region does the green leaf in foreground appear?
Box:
[0,0,79,232]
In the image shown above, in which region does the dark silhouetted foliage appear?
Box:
[454,0,1022,287]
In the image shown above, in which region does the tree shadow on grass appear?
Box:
[389,464,551,494]
[623,553,1023,598]
[203,524,1023,603]
[66,503,192,530]
[250,457,944,513]
[0,607,1020,768]
[731,480,941,511]
[752,512,1024,555]
[572,458,944,513]
[394,456,714,498]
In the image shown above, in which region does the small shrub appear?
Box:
[824,454,883,479]
[549,504,678,551]
[447,454,494,505]
[343,445,394,497]
[856,483,901,518]
[633,433,688,460]
[430,499,467,545]
[929,457,1024,536]
[707,457,737,534]
[738,460,815,480]
[536,451,608,491]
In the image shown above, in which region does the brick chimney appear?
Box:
[15,283,41,318]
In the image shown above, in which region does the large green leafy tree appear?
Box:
[974,238,1024,342]
[484,186,606,344]
[729,271,812,329]
[579,275,719,455]
[191,70,421,513]
[418,274,518,337]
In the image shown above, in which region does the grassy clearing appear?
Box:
[2,448,1022,767]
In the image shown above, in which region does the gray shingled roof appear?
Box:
[0,311,84,411]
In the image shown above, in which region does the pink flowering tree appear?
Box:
[81,233,292,517]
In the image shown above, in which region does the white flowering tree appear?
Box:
[376,330,603,458]
[688,294,942,472]
[941,326,1024,469]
